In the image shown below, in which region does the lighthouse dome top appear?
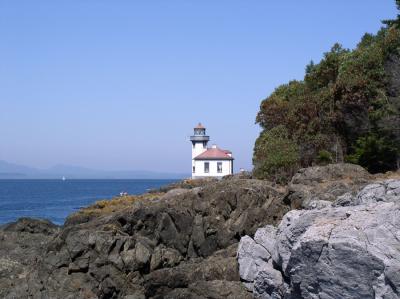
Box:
[195,123,205,129]
[191,123,208,140]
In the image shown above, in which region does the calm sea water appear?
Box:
[0,179,178,225]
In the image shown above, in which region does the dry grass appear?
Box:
[73,192,164,218]
[374,170,400,180]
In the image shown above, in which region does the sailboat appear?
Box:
[62,176,66,181]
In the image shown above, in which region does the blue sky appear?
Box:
[0,1,396,173]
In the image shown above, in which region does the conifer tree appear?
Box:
[382,0,400,28]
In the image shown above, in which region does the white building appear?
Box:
[190,123,234,179]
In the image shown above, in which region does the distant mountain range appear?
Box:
[0,160,189,179]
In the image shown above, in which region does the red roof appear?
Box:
[195,123,205,129]
[194,147,234,160]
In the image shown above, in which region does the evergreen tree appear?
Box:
[382,0,400,28]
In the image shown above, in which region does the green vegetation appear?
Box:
[317,150,333,165]
[253,126,300,183]
[346,135,399,174]
[253,3,400,180]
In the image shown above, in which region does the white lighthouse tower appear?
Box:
[190,123,209,172]
[190,123,234,179]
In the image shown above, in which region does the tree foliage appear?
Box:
[253,6,400,181]
[253,126,300,183]
[346,135,399,174]
[382,0,400,29]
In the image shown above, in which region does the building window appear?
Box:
[217,162,222,173]
[192,166,195,173]
[203,142,206,149]
[204,162,209,173]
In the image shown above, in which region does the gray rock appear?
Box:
[237,236,270,284]
[254,225,277,255]
[354,179,400,205]
[332,192,355,206]
[387,179,400,193]
[355,183,386,204]
[254,266,283,299]
[238,180,400,299]
[302,199,332,210]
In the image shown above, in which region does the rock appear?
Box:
[150,245,182,271]
[355,179,400,205]
[159,188,192,201]
[332,192,355,207]
[0,218,59,298]
[302,199,332,210]
[290,163,371,185]
[238,180,400,299]
[237,226,284,297]
[185,280,252,299]
[287,163,372,209]
[124,293,146,299]
[237,236,270,284]
[254,268,284,299]
[333,179,400,207]
[253,226,277,256]
[0,178,289,298]
[7,165,394,298]
[223,171,253,180]
[355,183,386,204]
[191,215,206,251]
[135,241,152,267]
[3,217,59,235]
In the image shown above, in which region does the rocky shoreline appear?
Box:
[0,163,399,298]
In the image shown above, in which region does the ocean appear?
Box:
[0,179,178,225]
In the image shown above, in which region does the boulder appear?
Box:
[253,226,277,256]
[333,179,400,206]
[237,236,270,284]
[354,179,400,205]
[286,163,372,209]
[0,218,60,299]
[238,180,400,299]
[254,268,284,299]
[3,217,59,235]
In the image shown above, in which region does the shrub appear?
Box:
[317,150,333,165]
[346,134,399,173]
[253,126,300,183]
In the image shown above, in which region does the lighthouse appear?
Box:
[190,123,209,159]
[190,123,234,179]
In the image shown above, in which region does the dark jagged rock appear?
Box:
[3,217,59,235]
[0,218,60,299]
[1,177,289,298]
